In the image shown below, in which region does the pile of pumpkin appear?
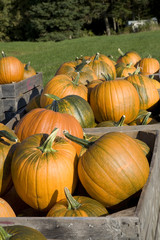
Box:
[0,49,159,218]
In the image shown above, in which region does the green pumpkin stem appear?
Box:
[141,112,151,125]
[44,93,61,101]
[72,72,80,86]
[0,130,18,142]
[38,128,59,153]
[93,52,100,61]
[1,51,6,57]
[24,61,31,70]
[0,226,12,240]
[114,115,126,126]
[75,58,88,72]
[126,62,133,68]
[118,48,124,56]
[64,187,81,210]
[63,130,94,148]
[132,67,141,75]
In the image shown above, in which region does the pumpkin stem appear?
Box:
[38,128,59,153]
[0,130,18,142]
[118,48,124,56]
[141,112,151,125]
[72,72,80,86]
[132,67,141,75]
[75,58,88,72]
[1,51,6,57]
[63,130,94,148]
[44,93,61,101]
[64,187,81,210]
[126,62,133,68]
[24,61,31,70]
[93,52,100,61]
[0,226,12,240]
[114,115,126,126]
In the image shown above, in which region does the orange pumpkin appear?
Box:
[11,129,78,211]
[0,198,16,217]
[116,48,141,66]
[47,187,108,217]
[0,51,24,84]
[115,62,137,78]
[40,74,88,108]
[90,79,140,124]
[23,62,36,79]
[14,108,83,156]
[64,131,149,207]
[139,56,160,75]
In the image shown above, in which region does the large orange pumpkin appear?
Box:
[116,48,141,66]
[90,79,140,123]
[11,129,78,211]
[0,197,16,217]
[0,51,24,84]
[139,56,160,75]
[14,108,83,156]
[64,131,149,207]
[40,74,88,108]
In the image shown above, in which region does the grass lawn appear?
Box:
[0,30,160,86]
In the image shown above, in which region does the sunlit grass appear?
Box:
[1,30,160,86]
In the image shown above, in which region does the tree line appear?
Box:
[0,0,159,42]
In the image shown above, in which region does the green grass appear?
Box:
[1,30,160,86]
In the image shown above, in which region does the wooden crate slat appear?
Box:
[1,72,43,98]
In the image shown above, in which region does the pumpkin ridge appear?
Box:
[91,142,136,195]
[82,146,126,200]
[79,157,123,203]
[113,135,148,186]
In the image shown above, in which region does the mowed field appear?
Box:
[1,30,160,86]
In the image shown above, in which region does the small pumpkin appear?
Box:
[129,110,152,126]
[139,56,160,75]
[0,51,24,84]
[45,94,96,128]
[0,225,47,239]
[47,187,108,217]
[0,198,16,217]
[40,73,88,108]
[23,62,36,80]
[115,62,137,78]
[11,128,78,211]
[116,48,141,66]
[64,131,150,207]
[96,115,126,127]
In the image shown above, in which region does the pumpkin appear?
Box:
[0,126,19,196]
[115,62,137,78]
[0,51,24,84]
[129,110,152,126]
[11,128,78,211]
[90,79,140,124]
[96,115,126,127]
[64,131,149,207]
[126,71,159,110]
[55,58,98,85]
[0,225,47,239]
[116,48,141,66]
[89,52,116,80]
[139,56,160,75]
[25,94,41,112]
[0,198,16,217]
[23,62,36,79]
[14,108,83,156]
[135,139,150,156]
[40,73,88,108]
[47,187,108,217]
[45,94,96,128]
[151,78,160,89]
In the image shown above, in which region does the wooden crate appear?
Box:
[0,125,160,240]
[0,72,43,123]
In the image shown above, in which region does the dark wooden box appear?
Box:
[0,124,160,240]
[0,72,43,123]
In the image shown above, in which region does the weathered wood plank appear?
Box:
[1,72,43,98]
[155,211,160,240]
